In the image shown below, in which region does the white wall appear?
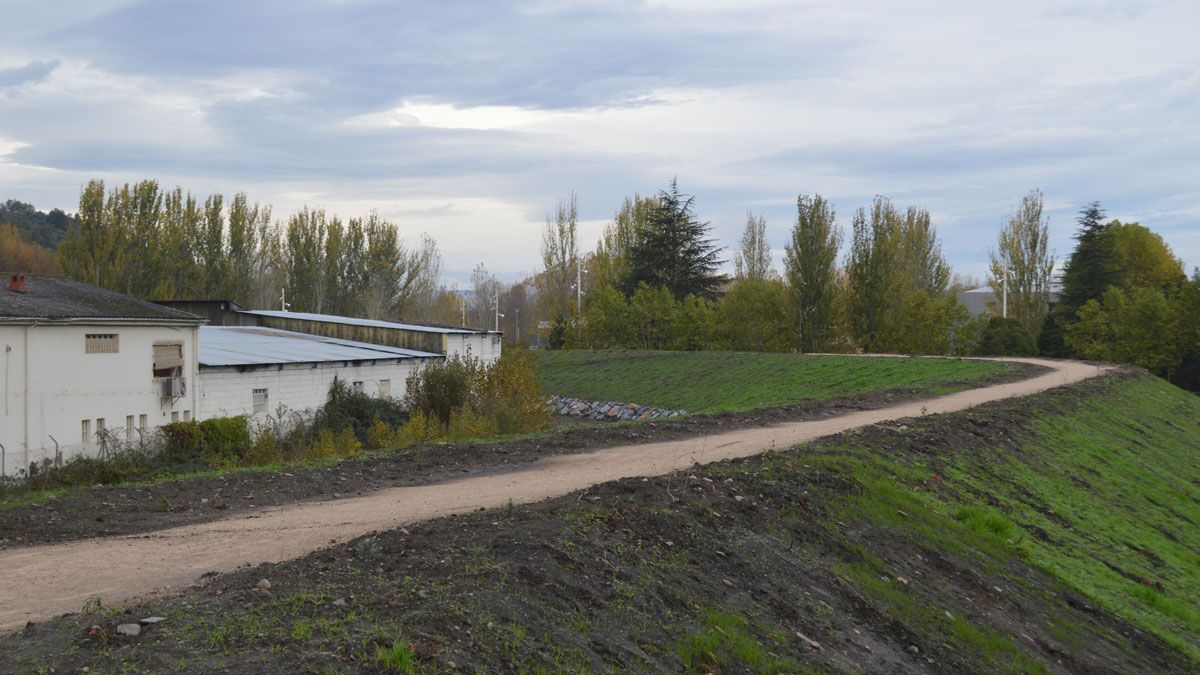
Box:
[445,333,502,363]
[0,323,200,477]
[198,358,422,423]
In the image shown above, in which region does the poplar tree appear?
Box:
[592,194,654,291]
[845,197,902,352]
[285,207,327,313]
[784,194,841,352]
[734,211,771,280]
[537,192,580,334]
[988,189,1055,333]
[58,180,124,288]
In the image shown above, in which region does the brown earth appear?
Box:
[0,358,1098,634]
[0,361,1046,549]
[2,364,1186,674]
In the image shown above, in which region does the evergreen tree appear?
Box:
[1057,201,1117,321]
[784,194,841,352]
[622,179,725,300]
[1036,312,1068,358]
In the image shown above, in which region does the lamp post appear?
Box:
[1001,263,1009,318]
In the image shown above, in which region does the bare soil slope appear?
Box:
[0,358,1099,633]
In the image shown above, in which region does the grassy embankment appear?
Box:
[8,369,1198,672]
[534,349,1018,412]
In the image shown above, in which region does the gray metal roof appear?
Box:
[0,275,203,323]
[244,309,489,334]
[199,326,441,367]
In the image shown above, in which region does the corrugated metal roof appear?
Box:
[199,326,441,367]
[0,275,203,323]
[244,309,489,334]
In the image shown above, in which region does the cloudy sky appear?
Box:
[2,0,1198,285]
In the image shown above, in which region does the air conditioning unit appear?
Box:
[161,376,187,399]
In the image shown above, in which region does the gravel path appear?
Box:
[0,358,1106,632]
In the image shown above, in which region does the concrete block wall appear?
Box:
[199,359,420,423]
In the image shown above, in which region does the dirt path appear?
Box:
[0,358,1104,632]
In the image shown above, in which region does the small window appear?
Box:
[81,419,91,444]
[352,381,364,395]
[378,379,391,397]
[126,415,134,441]
[139,414,148,433]
[182,410,191,422]
[96,418,105,435]
[252,388,269,414]
[85,334,119,353]
[171,412,179,422]
[153,342,184,377]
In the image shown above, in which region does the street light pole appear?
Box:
[1001,263,1008,319]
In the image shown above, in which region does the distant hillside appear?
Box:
[0,199,74,249]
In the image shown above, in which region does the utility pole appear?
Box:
[460,294,466,327]
[1001,263,1008,319]
[279,288,289,312]
[515,308,521,343]
[576,258,582,317]
[493,288,501,332]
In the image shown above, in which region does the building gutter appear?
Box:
[0,318,205,326]
[23,323,32,460]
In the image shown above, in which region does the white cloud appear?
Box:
[0,0,1197,282]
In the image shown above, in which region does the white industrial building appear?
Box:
[0,274,204,476]
[197,326,440,420]
[1,279,501,477]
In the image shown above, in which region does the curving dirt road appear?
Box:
[0,358,1105,632]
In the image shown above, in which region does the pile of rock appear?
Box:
[548,395,687,422]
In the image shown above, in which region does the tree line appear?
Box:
[533,180,1199,388]
[43,180,443,321]
[1,178,1196,387]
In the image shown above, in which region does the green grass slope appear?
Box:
[4,371,1197,673]
[534,350,1016,412]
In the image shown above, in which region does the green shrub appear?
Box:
[974,317,1038,357]
[322,378,409,443]
[242,427,283,466]
[159,417,251,469]
[198,417,253,467]
[473,350,551,434]
[159,421,207,465]
[405,356,479,424]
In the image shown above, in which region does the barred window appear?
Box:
[352,381,365,395]
[378,379,391,397]
[85,334,119,353]
[81,419,91,444]
[252,388,269,414]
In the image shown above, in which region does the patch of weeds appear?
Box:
[675,610,804,674]
[290,620,314,640]
[374,638,417,673]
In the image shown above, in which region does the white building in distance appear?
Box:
[0,274,204,477]
[197,325,440,422]
[0,287,502,477]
